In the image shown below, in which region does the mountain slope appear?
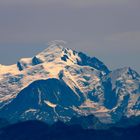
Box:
[0,79,83,124]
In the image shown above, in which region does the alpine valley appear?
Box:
[0,40,140,132]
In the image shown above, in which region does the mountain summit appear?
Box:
[0,41,140,128]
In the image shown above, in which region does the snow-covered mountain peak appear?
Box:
[123,67,140,80]
[16,41,69,71]
[15,40,109,76]
[40,40,69,56]
[108,67,140,82]
[33,40,74,62]
[0,41,140,128]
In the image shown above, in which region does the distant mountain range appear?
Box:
[0,40,140,129]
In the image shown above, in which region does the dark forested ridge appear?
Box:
[0,120,140,140]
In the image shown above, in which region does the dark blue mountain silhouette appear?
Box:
[0,120,140,140]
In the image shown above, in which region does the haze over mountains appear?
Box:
[0,40,140,129]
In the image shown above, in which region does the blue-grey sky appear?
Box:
[0,0,140,73]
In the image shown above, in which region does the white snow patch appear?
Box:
[44,100,57,108]
[25,109,37,113]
